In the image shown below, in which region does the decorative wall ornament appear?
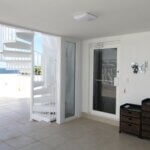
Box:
[88,42,103,50]
[131,63,139,74]
[131,61,148,74]
[88,40,120,50]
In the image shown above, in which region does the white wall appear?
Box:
[82,31,150,119]
[0,74,31,98]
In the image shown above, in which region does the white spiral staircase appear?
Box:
[0,30,33,74]
[32,82,56,123]
[0,26,56,122]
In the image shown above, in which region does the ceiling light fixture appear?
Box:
[73,12,97,22]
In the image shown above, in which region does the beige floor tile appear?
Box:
[0,142,15,150]
[24,128,55,140]
[19,141,54,150]
[0,128,22,141]
[56,138,96,150]
[0,98,150,150]
[5,135,36,149]
[40,133,67,148]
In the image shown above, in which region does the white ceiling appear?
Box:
[0,0,150,39]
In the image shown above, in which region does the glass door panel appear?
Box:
[93,48,117,114]
[65,42,76,118]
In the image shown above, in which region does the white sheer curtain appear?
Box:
[64,42,76,118]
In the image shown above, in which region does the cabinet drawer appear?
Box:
[121,110,140,118]
[142,105,150,112]
[120,122,140,135]
[142,124,150,132]
[142,131,150,139]
[142,111,150,118]
[121,116,140,125]
[142,117,150,125]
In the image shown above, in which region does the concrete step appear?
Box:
[4,41,31,50]
[16,32,34,42]
[0,50,32,57]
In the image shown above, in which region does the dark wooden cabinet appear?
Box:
[120,100,150,139]
[120,103,141,137]
[141,99,150,139]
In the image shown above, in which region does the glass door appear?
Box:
[93,48,117,114]
[64,42,76,119]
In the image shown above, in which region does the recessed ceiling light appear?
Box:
[73,12,97,22]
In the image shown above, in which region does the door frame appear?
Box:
[57,37,81,124]
[89,41,121,120]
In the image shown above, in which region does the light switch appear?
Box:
[124,88,126,93]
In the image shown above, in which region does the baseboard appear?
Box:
[81,112,119,126]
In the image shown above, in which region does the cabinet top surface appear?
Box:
[121,103,141,112]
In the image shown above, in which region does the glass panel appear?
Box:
[93,48,117,114]
[65,42,76,118]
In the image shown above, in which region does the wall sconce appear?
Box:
[131,61,148,74]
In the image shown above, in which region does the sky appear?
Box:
[34,32,43,53]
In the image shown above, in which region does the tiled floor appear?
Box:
[0,98,150,150]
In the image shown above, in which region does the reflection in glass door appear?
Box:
[65,42,76,118]
[93,48,117,114]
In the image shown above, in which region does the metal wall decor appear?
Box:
[131,61,148,74]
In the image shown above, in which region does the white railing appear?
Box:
[0,25,33,73]
[0,25,16,50]
[0,24,17,60]
[0,25,17,71]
